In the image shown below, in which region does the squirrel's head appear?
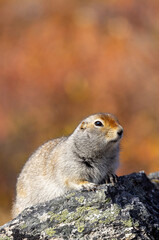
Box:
[73,113,123,153]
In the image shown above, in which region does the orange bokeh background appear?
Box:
[0,0,159,225]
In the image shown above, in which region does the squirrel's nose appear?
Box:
[117,129,123,138]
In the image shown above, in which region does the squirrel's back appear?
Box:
[12,137,67,217]
[20,137,66,178]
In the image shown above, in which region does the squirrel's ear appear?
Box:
[80,121,87,130]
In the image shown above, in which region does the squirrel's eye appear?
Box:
[94,121,104,127]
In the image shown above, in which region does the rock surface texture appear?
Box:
[0,171,159,240]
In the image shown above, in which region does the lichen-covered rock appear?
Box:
[0,171,159,240]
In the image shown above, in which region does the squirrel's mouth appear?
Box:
[109,134,122,143]
[111,129,123,142]
[106,128,123,144]
[109,139,118,143]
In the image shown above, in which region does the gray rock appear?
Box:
[0,171,159,240]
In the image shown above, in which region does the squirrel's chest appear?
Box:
[77,157,111,183]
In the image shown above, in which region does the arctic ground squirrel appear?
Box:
[12,113,123,218]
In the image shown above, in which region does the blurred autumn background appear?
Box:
[0,0,159,225]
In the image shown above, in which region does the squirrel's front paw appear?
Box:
[80,182,97,191]
[105,174,118,185]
